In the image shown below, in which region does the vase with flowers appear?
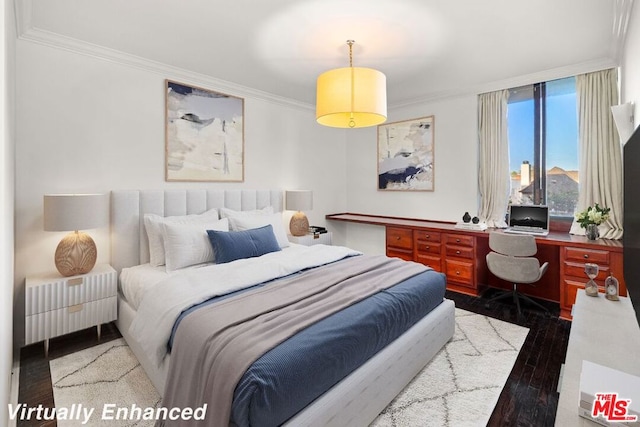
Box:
[575,203,610,240]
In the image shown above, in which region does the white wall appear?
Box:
[2,0,16,424]
[13,40,347,347]
[342,12,640,255]
[343,95,478,253]
[622,1,640,125]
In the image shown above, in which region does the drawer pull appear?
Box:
[68,304,83,313]
[396,236,401,241]
[456,271,460,275]
[425,234,430,238]
[456,250,461,255]
[67,277,84,286]
[456,238,461,243]
[584,254,589,259]
[425,245,430,250]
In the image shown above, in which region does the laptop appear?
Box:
[504,205,550,236]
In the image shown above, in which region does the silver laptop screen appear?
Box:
[508,205,550,230]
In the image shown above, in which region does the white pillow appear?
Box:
[228,212,290,248]
[162,218,229,272]
[219,206,274,219]
[144,208,219,267]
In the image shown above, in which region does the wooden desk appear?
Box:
[326,213,626,319]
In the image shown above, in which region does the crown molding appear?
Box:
[14,0,627,114]
[390,57,619,110]
[14,1,313,112]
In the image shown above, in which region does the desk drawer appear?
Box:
[387,248,414,262]
[445,259,474,286]
[386,227,413,250]
[563,262,609,283]
[564,247,609,264]
[414,230,441,243]
[444,234,474,247]
[416,254,442,271]
[416,241,441,255]
[445,245,474,260]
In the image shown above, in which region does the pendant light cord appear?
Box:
[347,40,356,128]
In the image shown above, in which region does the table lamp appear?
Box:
[285,190,313,236]
[43,193,109,277]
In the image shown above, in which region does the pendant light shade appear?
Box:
[316,41,387,129]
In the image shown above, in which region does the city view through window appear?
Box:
[507,77,579,217]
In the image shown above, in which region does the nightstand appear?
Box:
[25,263,118,356]
[288,232,332,246]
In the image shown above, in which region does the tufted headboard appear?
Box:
[110,189,283,273]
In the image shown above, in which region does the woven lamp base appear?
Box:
[289,212,310,237]
[54,231,97,277]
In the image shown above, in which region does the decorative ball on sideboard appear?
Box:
[472,216,480,224]
[462,212,471,223]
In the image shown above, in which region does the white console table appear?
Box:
[555,291,640,426]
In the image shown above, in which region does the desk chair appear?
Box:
[485,232,549,316]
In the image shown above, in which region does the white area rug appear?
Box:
[371,308,529,426]
[50,340,160,426]
[50,308,528,426]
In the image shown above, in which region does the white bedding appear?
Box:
[120,263,210,310]
[129,244,362,368]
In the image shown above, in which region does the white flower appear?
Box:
[588,210,603,224]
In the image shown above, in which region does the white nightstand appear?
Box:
[288,232,332,246]
[25,263,118,356]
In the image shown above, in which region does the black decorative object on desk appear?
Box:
[472,216,479,224]
[462,212,471,223]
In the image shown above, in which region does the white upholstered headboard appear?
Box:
[110,189,283,273]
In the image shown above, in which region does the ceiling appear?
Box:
[18,0,633,107]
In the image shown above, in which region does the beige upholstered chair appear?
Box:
[485,232,549,316]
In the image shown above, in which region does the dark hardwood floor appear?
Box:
[446,289,571,426]
[18,290,570,426]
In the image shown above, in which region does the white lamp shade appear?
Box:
[44,194,109,231]
[286,190,313,212]
[316,66,387,128]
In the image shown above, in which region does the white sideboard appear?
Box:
[555,291,640,426]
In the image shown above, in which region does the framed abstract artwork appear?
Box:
[165,80,244,182]
[377,115,435,191]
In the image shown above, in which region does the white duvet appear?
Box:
[129,244,361,368]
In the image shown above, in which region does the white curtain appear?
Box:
[478,90,510,228]
[570,68,624,239]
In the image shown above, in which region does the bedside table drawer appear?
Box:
[25,296,117,346]
[25,264,117,316]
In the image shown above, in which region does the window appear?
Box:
[507,77,579,220]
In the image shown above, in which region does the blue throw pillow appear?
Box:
[207,225,282,264]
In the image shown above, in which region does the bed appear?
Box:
[111,189,455,426]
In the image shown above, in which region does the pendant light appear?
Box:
[316,40,387,128]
